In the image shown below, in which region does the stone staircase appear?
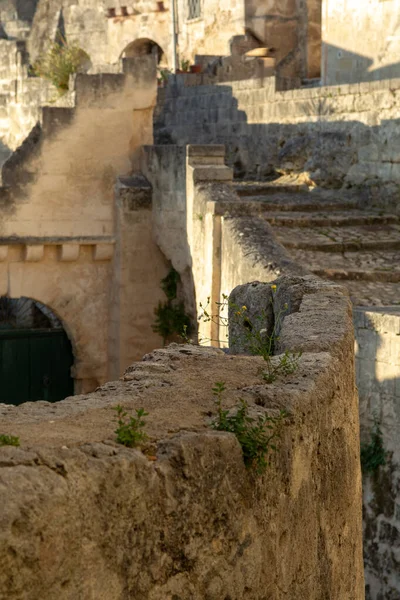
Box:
[234,181,400,306]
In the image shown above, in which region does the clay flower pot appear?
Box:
[190,64,202,74]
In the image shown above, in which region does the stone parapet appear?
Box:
[0,274,364,600]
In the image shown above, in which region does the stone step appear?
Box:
[235,182,308,196]
[233,193,358,213]
[263,210,399,228]
[273,223,400,252]
[311,268,400,283]
[289,248,400,274]
[338,280,400,307]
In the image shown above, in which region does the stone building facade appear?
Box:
[0,57,171,395]
[0,0,319,84]
[322,0,400,85]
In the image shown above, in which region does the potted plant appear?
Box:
[179,59,190,73]
[190,64,202,74]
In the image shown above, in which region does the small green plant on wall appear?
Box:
[114,405,148,448]
[361,415,387,475]
[153,268,192,344]
[198,284,301,384]
[210,382,287,474]
[0,434,20,447]
[33,34,90,95]
[180,59,190,72]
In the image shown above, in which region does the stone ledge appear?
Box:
[0,276,364,599]
[0,240,115,262]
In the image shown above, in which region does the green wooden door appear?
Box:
[0,329,74,405]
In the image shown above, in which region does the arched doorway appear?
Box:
[121,38,166,66]
[0,297,74,405]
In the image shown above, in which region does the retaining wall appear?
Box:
[0,274,365,599]
[156,75,400,211]
[355,307,400,600]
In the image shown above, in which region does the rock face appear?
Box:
[0,276,365,599]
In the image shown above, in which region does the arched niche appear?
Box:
[0,296,74,405]
[120,38,166,66]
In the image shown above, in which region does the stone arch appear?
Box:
[3,254,110,397]
[120,38,166,65]
[0,296,74,405]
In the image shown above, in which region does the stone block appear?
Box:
[24,244,44,262]
[228,281,274,354]
[390,336,400,366]
[59,244,80,262]
[188,145,226,158]
[364,311,400,334]
[356,358,376,393]
[354,94,376,112]
[375,362,397,396]
[372,91,395,110]
[375,338,395,364]
[358,143,381,162]
[355,328,378,360]
[353,309,366,329]
[192,165,233,183]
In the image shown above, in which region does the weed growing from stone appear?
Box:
[199,285,301,383]
[361,416,387,475]
[211,382,287,474]
[153,268,192,344]
[114,405,148,448]
[33,34,89,95]
[0,434,20,447]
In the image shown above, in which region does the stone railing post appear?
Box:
[186,145,232,346]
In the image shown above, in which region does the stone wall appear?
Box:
[156,75,400,211]
[0,0,38,39]
[0,56,169,394]
[27,0,245,73]
[0,274,365,599]
[245,0,322,80]
[322,0,400,85]
[354,307,400,600]
[139,143,397,596]
[184,144,305,344]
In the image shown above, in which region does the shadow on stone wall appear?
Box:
[155,78,400,212]
[324,43,400,85]
[356,309,400,600]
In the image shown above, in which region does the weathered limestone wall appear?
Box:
[140,143,307,344]
[0,57,169,393]
[0,39,53,165]
[109,175,170,380]
[28,0,245,72]
[245,0,321,80]
[140,144,197,323]
[0,275,365,599]
[156,75,400,211]
[176,0,244,63]
[354,307,400,600]
[322,0,400,85]
[0,0,38,39]
[141,141,302,339]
